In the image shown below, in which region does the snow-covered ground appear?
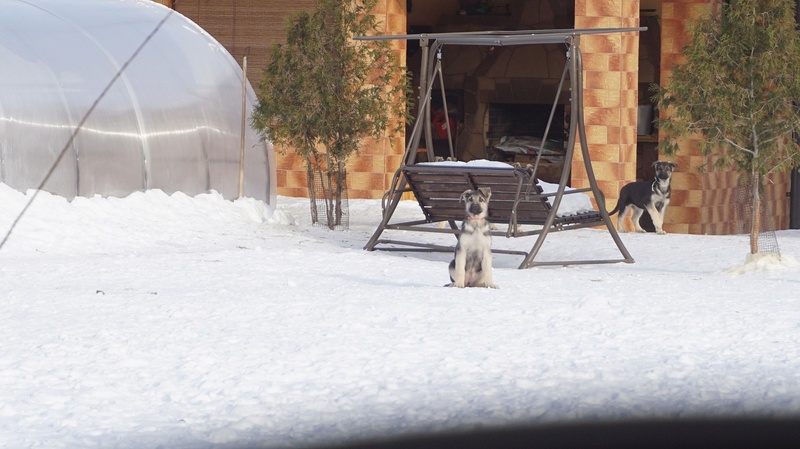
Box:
[2,183,800,449]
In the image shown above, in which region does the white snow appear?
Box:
[2,183,800,449]
[417,159,513,169]
[536,180,596,216]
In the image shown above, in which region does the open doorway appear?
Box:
[406,0,575,183]
[637,2,662,183]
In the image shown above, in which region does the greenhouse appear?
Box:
[0,0,275,205]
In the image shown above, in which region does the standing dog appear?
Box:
[609,161,677,234]
[448,187,498,288]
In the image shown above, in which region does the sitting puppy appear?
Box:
[448,187,498,288]
[609,161,677,234]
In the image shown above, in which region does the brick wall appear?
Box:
[175,0,316,77]
[573,0,640,214]
[347,0,407,200]
[659,0,713,233]
[270,0,407,199]
[659,0,790,233]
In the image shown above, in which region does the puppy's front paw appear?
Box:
[635,228,647,233]
[656,229,667,235]
[487,283,499,289]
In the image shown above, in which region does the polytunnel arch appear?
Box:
[0,0,276,206]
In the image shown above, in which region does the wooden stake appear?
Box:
[238,55,248,198]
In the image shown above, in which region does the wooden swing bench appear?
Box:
[400,164,603,234]
[363,162,631,268]
[358,27,640,269]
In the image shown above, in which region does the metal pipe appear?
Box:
[353,27,647,42]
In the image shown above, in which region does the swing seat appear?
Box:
[403,163,601,231]
[364,162,629,268]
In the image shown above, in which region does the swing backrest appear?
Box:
[402,164,552,225]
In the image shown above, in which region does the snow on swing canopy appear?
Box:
[0,0,276,205]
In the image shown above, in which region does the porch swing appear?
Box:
[358,28,642,268]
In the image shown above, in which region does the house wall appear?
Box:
[163,0,791,233]
[173,0,406,199]
[407,0,459,27]
[659,0,714,234]
[174,0,316,77]
[571,0,640,214]
[659,0,790,233]
[171,0,642,205]
[343,0,408,199]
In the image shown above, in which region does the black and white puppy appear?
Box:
[448,187,497,288]
[609,161,677,235]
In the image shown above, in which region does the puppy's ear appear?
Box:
[668,161,678,169]
[478,187,492,199]
[460,190,472,202]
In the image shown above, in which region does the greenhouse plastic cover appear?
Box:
[0,0,276,205]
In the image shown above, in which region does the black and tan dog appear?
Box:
[609,161,677,235]
[448,187,498,288]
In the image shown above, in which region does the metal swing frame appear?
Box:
[358,28,643,268]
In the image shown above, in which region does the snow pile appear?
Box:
[537,180,596,216]
[727,252,800,274]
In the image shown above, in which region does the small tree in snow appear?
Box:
[252,0,410,229]
[653,0,800,253]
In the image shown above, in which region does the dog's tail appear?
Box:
[607,200,620,216]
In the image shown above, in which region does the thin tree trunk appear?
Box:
[306,155,319,225]
[335,161,345,226]
[326,169,335,230]
[750,169,761,254]
[749,124,760,255]
[322,152,335,230]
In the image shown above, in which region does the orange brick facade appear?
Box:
[660,0,718,234]
[261,0,407,199]
[659,0,790,233]
[572,0,640,215]
[345,0,407,200]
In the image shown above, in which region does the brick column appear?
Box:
[660,0,715,233]
[347,0,407,199]
[573,0,640,215]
